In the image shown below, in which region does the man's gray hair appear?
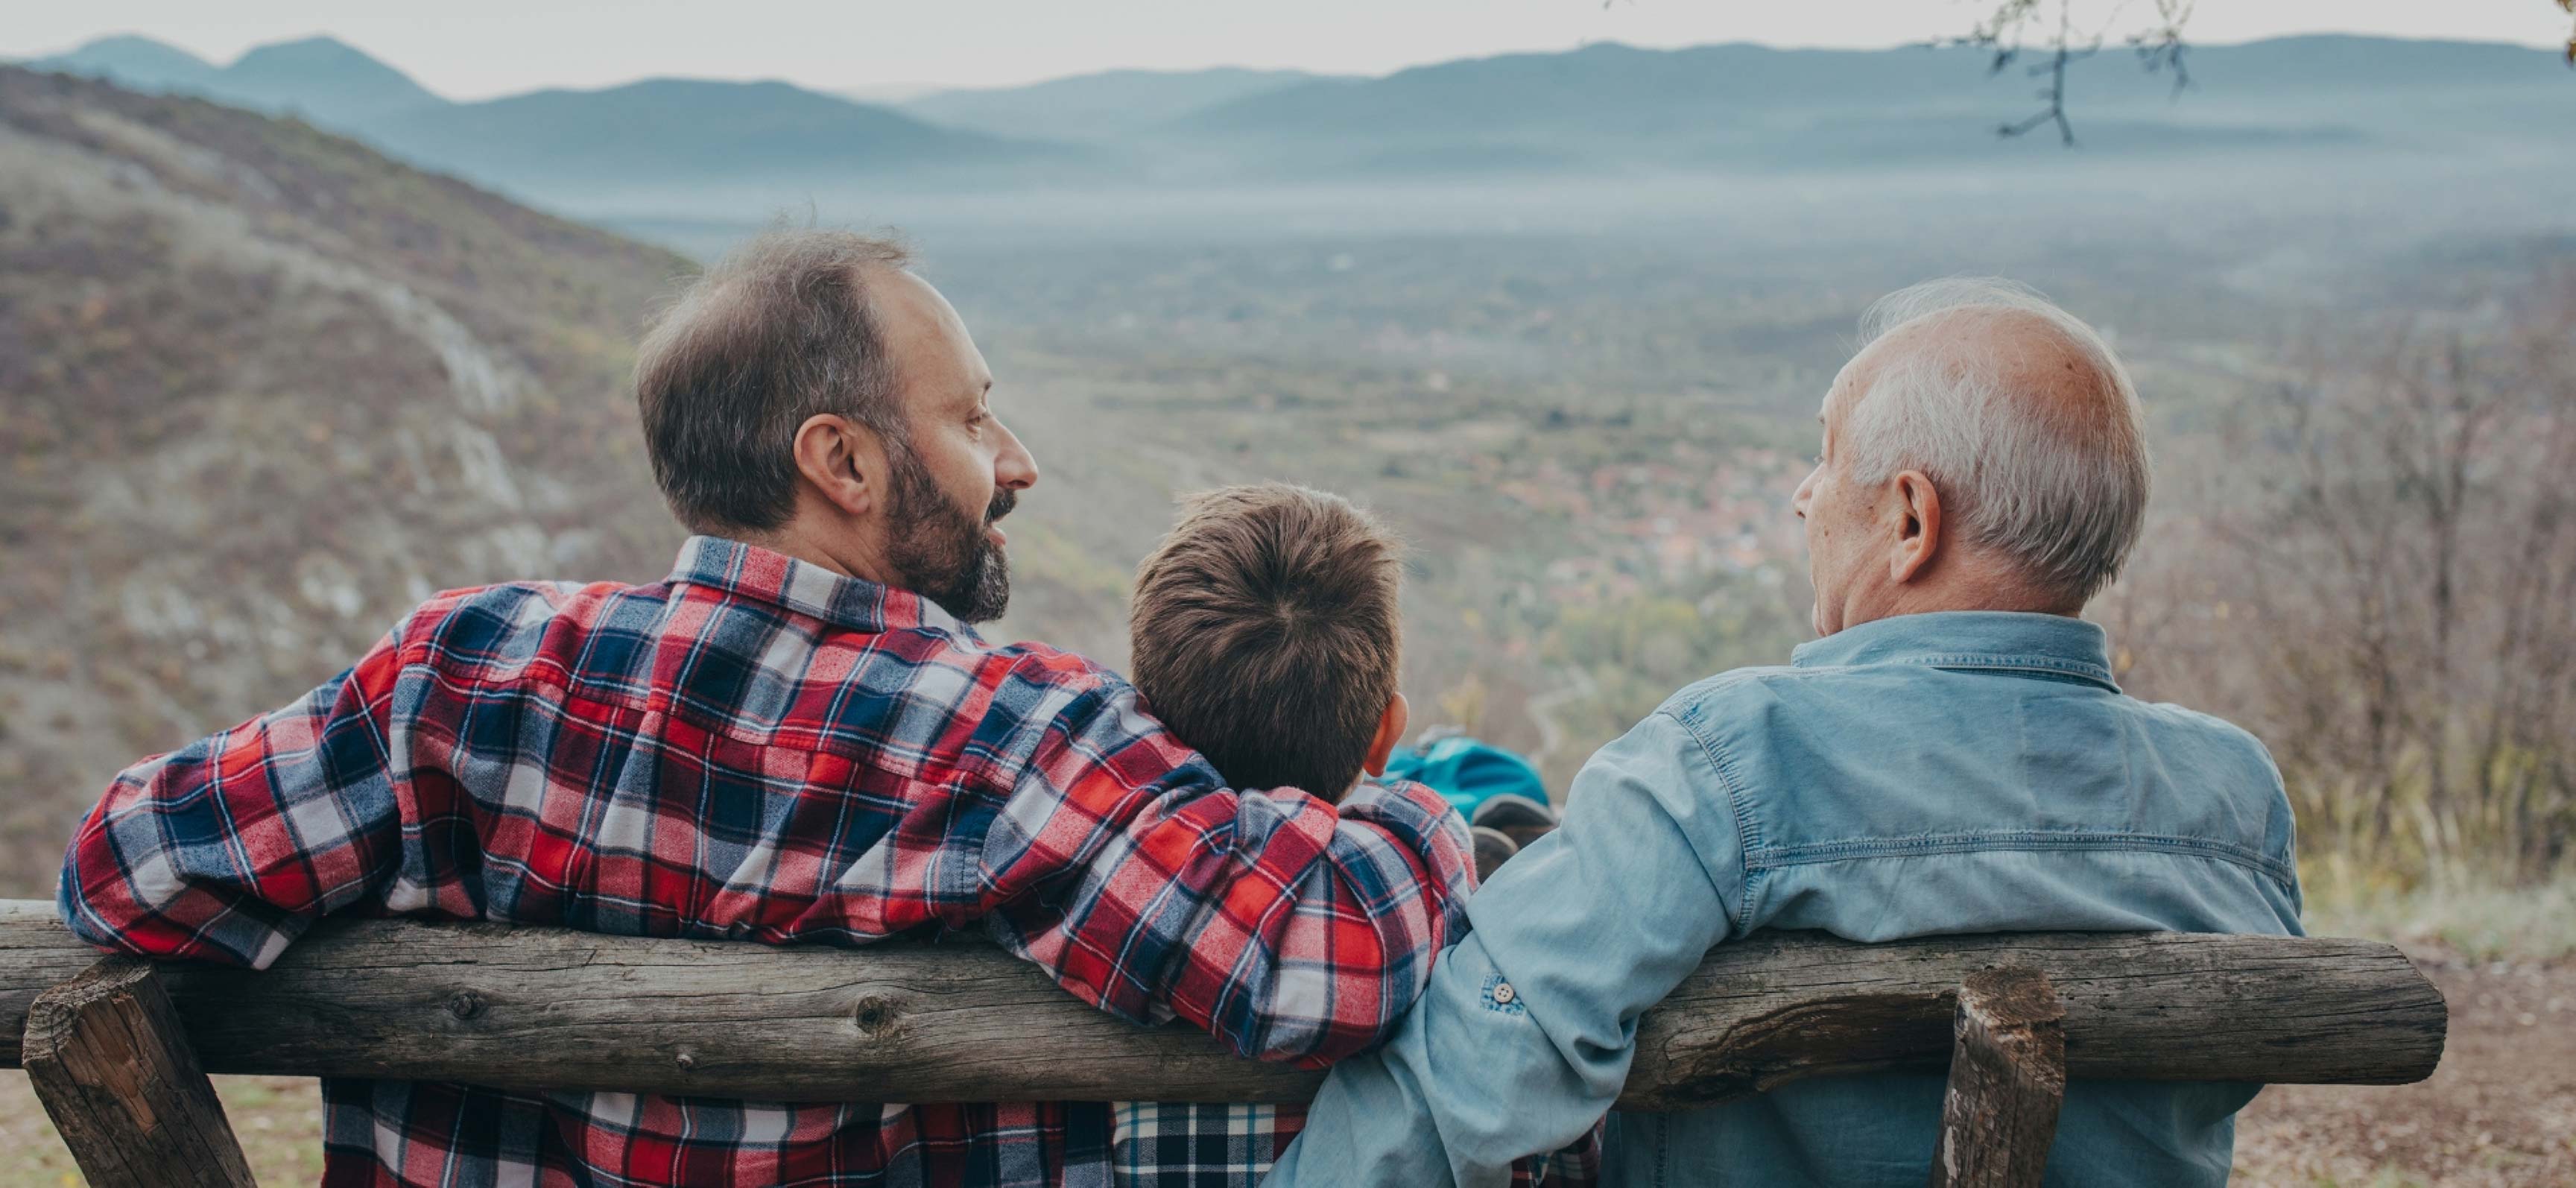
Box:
[1842,277,2151,605]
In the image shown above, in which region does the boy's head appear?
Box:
[1130,484,1410,802]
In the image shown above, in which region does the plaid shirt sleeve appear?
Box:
[968,649,1478,1067]
[57,622,410,968]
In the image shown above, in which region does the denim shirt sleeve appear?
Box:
[1267,709,1748,1187]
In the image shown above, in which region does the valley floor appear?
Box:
[2,947,2566,1187]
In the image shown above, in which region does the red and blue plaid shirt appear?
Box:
[58,537,1493,1187]
[1107,1102,1599,1187]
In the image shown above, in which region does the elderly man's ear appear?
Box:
[1362,692,1411,779]
[1887,470,1945,586]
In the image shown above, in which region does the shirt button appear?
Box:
[1492,982,1516,1005]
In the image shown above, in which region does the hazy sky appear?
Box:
[10,0,2569,100]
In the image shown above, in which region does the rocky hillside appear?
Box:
[0,67,695,894]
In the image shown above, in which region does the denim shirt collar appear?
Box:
[1789,610,2119,691]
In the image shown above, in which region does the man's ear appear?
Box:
[1361,692,1411,779]
[1887,469,1944,586]
[791,413,893,519]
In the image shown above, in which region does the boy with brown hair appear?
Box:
[1127,482,1412,809]
[1110,483,1588,1187]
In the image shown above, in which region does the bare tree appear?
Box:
[1961,0,2193,146]
[1969,0,2575,146]
[2131,272,2576,885]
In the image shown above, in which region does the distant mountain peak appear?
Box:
[215,33,446,119]
[66,32,211,63]
[227,34,430,84]
[234,34,381,62]
[30,33,218,87]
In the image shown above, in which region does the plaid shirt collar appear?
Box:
[669,534,978,640]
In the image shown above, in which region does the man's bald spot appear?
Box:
[872,268,993,400]
[1859,304,2122,428]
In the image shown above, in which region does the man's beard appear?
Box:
[884,449,1014,624]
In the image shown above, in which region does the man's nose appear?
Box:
[993,418,1039,491]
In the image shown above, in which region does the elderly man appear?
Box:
[1267,279,2303,1187]
[57,230,1476,1187]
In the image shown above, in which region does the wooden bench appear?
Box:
[0,900,2446,1187]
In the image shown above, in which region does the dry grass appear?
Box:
[2303,878,2576,966]
[0,1071,322,1187]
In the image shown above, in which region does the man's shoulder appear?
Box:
[907,631,1136,718]
[970,635,1124,689]
[1648,657,2289,818]
[2124,697,2286,783]
[870,631,1168,769]
[1650,663,1826,733]
[393,578,651,659]
[386,572,685,660]
[2128,695,2272,748]
[1662,660,2272,748]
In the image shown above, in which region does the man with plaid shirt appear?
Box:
[57,230,1493,1187]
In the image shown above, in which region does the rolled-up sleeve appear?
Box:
[1267,708,1747,1187]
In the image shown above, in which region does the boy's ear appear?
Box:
[1362,692,1411,779]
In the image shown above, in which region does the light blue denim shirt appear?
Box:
[1268,611,2303,1188]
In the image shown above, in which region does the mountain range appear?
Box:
[1174,36,2576,172]
[21,31,2575,208]
[362,79,1058,190]
[26,34,1043,194]
[902,66,1338,142]
[31,34,443,127]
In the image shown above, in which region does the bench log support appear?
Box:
[1928,967,2067,1188]
[22,955,256,1188]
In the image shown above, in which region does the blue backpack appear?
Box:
[1382,735,1548,820]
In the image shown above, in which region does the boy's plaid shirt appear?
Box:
[1110,1103,1600,1187]
[57,536,1494,1188]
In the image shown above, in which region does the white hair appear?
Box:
[1840,277,2151,605]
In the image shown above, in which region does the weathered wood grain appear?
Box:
[1927,967,2066,1188]
[22,955,256,1188]
[1,901,113,1069]
[1,901,2446,1108]
[1620,928,2445,1110]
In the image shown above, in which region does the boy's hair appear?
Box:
[1130,484,1404,800]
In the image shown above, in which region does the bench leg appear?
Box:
[22,955,257,1188]
[1928,967,2066,1188]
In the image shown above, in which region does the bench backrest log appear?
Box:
[1,900,2445,1104]
[2,900,2446,1188]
